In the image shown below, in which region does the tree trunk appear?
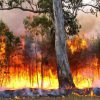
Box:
[53,0,75,89]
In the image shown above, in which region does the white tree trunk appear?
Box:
[53,0,75,89]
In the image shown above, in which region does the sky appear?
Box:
[0,0,100,37]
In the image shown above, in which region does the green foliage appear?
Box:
[31,16,52,28]
[38,0,53,12]
[69,0,82,5]
[24,14,55,57]
[24,0,82,56]
[24,15,53,35]
[5,32,20,48]
[5,32,14,43]
[0,20,20,62]
[7,0,25,7]
[64,12,80,35]
[5,31,20,58]
[0,20,9,34]
[37,0,80,35]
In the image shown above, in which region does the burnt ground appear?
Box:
[0,95,100,100]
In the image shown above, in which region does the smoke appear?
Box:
[78,12,100,39]
[0,9,100,38]
[0,9,33,34]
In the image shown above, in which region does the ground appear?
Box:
[0,95,100,100]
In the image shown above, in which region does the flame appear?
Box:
[67,34,100,89]
[73,56,100,89]
[0,65,59,90]
[0,35,6,65]
[0,34,59,90]
[0,33,100,90]
[67,35,88,54]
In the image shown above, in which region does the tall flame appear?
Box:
[67,34,100,89]
[72,56,100,89]
[0,65,59,90]
[0,33,100,90]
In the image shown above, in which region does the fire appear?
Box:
[67,35,88,54]
[72,56,100,89]
[0,65,59,90]
[67,34,100,89]
[0,35,6,65]
[0,33,59,90]
[0,32,100,90]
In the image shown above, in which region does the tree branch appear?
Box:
[0,6,47,13]
[79,4,100,10]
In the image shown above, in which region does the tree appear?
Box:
[5,31,20,66]
[53,0,75,88]
[0,20,20,65]
[24,5,75,89]
[0,0,100,89]
[0,20,9,34]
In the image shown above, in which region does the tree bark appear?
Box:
[53,0,75,89]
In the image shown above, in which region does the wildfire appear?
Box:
[0,35,6,65]
[67,35,88,54]
[0,65,59,90]
[73,56,100,89]
[0,34,59,90]
[0,32,100,90]
[67,34,100,89]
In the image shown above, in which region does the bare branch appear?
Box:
[81,4,100,10]
[0,0,47,13]
[0,6,47,13]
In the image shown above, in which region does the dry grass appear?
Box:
[0,95,100,100]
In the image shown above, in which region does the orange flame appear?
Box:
[73,56,100,89]
[67,35,88,54]
[0,33,100,90]
[67,34,100,89]
[0,65,59,90]
[0,36,6,65]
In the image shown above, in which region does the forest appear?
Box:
[0,0,100,99]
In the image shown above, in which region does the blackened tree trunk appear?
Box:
[53,0,75,89]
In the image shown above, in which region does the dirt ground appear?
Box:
[0,95,100,100]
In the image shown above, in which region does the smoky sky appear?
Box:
[78,12,100,39]
[0,9,100,37]
[0,9,33,35]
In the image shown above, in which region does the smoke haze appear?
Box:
[0,10,100,37]
[78,12,100,39]
[0,9,33,34]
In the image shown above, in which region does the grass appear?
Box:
[0,95,100,100]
